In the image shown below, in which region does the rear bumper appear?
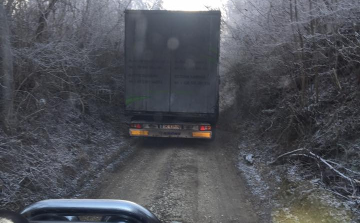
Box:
[125,111,218,123]
[129,128,212,139]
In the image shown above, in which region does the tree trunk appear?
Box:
[5,0,15,15]
[289,0,293,22]
[35,0,58,42]
[0,2,14,132]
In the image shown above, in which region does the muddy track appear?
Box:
[90,131,260,223]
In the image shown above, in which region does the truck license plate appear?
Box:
[162,125,181,130]
[163,132,181,136]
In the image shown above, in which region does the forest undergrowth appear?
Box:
[221,0,360,211]
[0,98,130,211]
[0,0,141,211]
[222,61,360,216]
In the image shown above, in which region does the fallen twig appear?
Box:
[326,160,360,177]
[309,151,357,196]
[271,148,358,197]
[269,148,307,165]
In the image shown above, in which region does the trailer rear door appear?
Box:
[125,11,220,114]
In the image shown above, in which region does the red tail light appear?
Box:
[131,123,142,129]
[199,125,211,131]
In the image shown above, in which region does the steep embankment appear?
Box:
[0,102,132,211]
[220,71,360,222]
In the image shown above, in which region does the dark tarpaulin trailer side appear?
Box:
[125,10,220,121]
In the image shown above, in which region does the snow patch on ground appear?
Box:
[237,161,269,201]
[237,143,269,201]
[235,139,358,222]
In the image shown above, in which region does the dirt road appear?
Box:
[92,131,260,223]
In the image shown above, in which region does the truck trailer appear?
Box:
[125,10,220,139]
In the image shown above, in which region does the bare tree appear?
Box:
[35,0,59,41]
[222,0,360,200]
[0,1,14,132]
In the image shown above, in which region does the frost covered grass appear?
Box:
[271,173,354,223]
[221,0,360,219]
[237,143,269,201]
[235,135,357,222]
[0,102,129,211]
